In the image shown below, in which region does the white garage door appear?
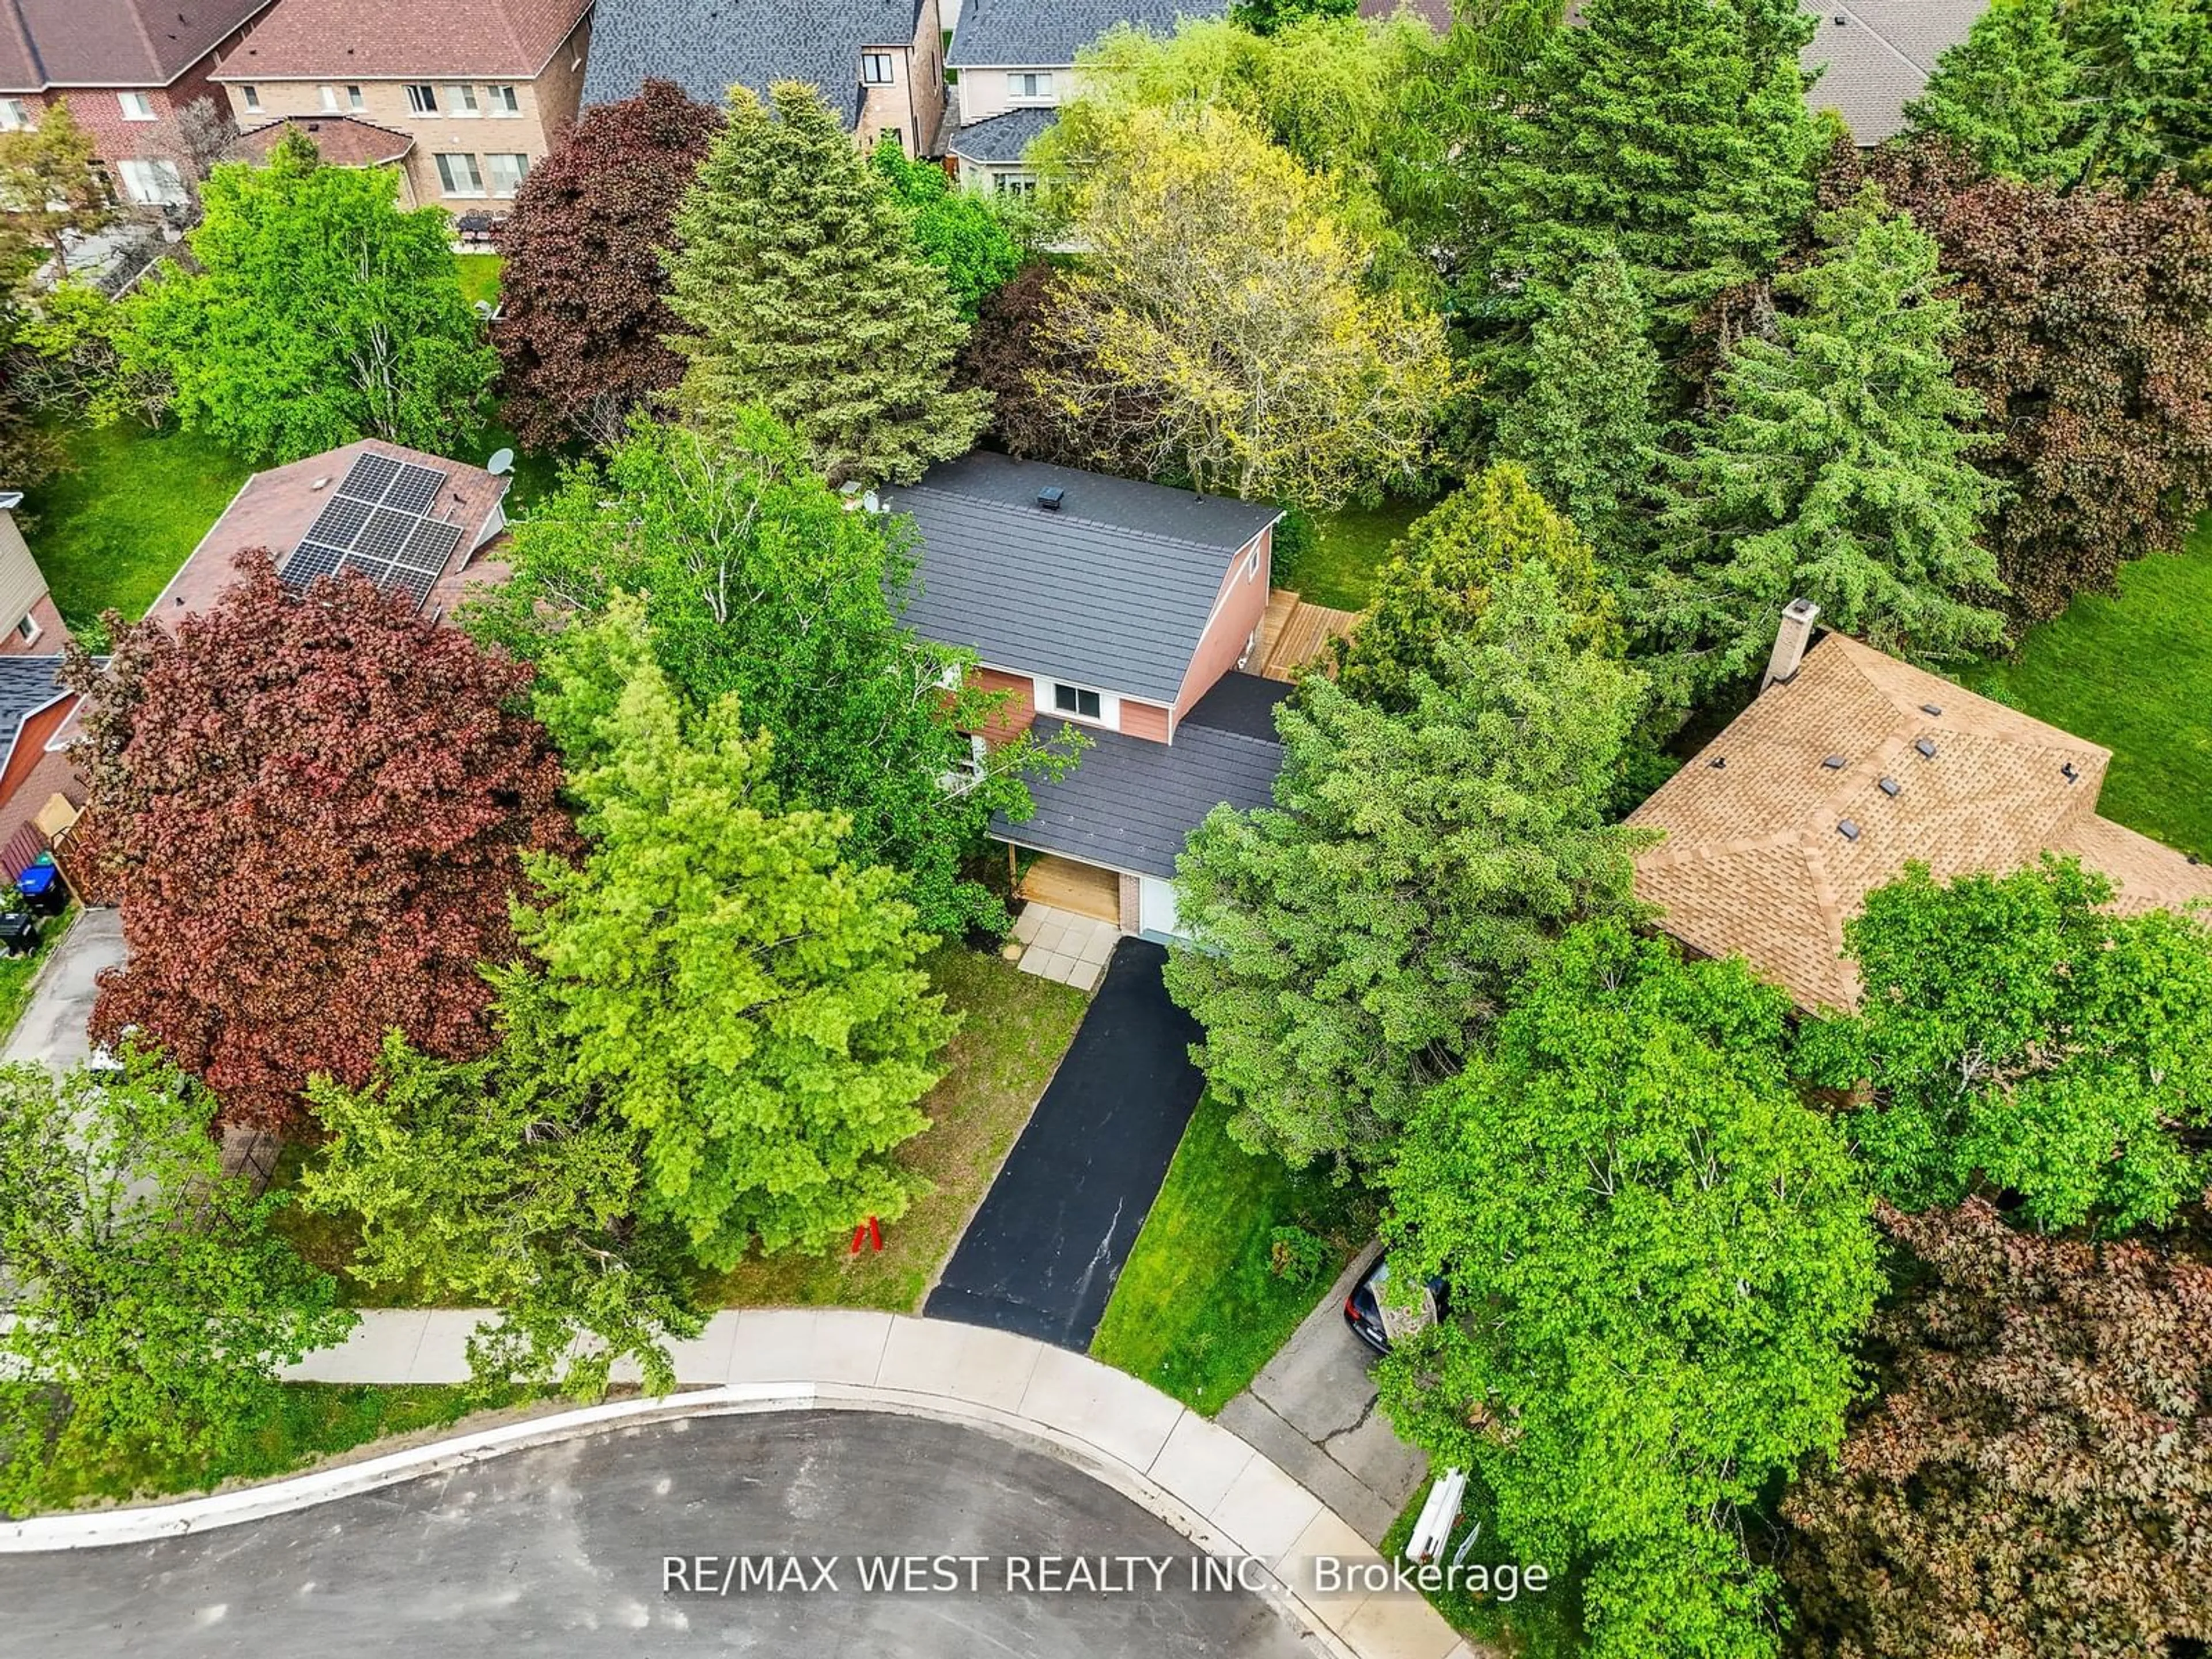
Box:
[1138,875,1180,938]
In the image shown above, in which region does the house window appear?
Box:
[319,84,339,112]
[488,84,520,115]
[0,99,31,131]
[861,52,895,85]
[14,613,39,643]
[406,84,438,114]
[1051,683,1103,720]
[434,152,484,196]
[994,172,1036,198]
[448,84,480,116]
[1244,541,1261,581]
[1006,71,1052,100]
[346,85,365,110]
[118,91,156,122]
[236,86,260,115]
[118,158,187,205]
[484,152,529,197]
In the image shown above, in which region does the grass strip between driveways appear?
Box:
[0,901,75,1048]
[1089,1091,1375,1416]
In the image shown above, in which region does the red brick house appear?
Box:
[0,0,277,207]
[886,453,1287,939]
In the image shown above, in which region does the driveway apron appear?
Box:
[925,938,1202,1350]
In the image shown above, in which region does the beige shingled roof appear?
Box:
[1630,631,2212,1010]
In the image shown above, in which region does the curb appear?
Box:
[1,1312,1480,1659]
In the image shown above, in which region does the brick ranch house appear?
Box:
[887,452,1287,940]
[1631,599,2212,1010]
[0,0,276,208]
[211,0,590,210]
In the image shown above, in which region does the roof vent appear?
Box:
[1915,737,1937,759]
[1878,777,1900,797]
[1708,756,1726,769]
[1821,754,1847,770]
[309,475,332,491]
[1036,486,1065,512]
[2061,761,2080,783]
[1838,819,1861,841]
[1920,702,1942,715]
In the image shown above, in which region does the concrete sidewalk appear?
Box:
[266,1307,1481,1659]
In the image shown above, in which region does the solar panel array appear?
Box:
[281,453,466,609]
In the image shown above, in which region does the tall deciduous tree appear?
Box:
[302,994,707,1400]
[1843,140,2212,622]
[513,601,958,1267]
[1043,104,1453,509]
[1470,0,1820,339]
[1799,857,2212,1234]
[69,556,573,1131]
[1332,462,1620,711]
[1491,249,1663,546]
[119,134,494,463]
[0,103,110,272]
[1165,566,1651,1166]
[952,263,1152,470]
[1647,187,2005,702]
[1785,1199,2212,1659]
[472,414,1076,936]
[866,136,1024,320]
[664,83,986,486]
[1377,922,1880,1659]
[0,1048,354,1514]
[494,78,719,449]
[1232,0,1357,31]
[1904,0,2084,184]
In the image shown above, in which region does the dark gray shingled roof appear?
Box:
[581,0,922,121]
[948,105,1058,164]
[0,656,69,766]
[885,453,1282,705]
[1800,0,1988,143]
[947,0,1227,66]
[991,673,1289,878]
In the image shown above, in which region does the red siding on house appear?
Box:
[1171,525,1271,732]
[1119,698,1171,743]
[971,666,1036,744]
[0,696,79,849]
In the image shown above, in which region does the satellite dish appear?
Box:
[486,448,515,476]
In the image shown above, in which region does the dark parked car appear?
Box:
[1343,1255,1449,1355]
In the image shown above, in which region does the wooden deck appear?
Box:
[1257,589,1360,681]
[1017,853,1121,925]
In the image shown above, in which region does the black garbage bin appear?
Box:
[0,910,40,956]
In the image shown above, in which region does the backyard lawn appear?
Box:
[31,422,251,624]
[1963,515,2212,861]
[1090,1092,1375,1415]
[706,947,1088,1312]
[1278,497,1429,611]
[457,253,503,308]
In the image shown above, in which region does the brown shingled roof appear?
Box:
[213,0,590,80]
[1630,631,2212,1010]
[237,114,413,168]
[0,0,276,93]
[150,438,512,628]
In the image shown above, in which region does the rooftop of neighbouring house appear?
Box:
[0,0,275,93]
[237,115,414,168]
[0,657,69,751]
[151,438,513,628]
[991,670,1290,878]
[582,0,922,120]
[946,0,1223,66]
[1800,0,1990,143]
[213,0,588,80]
[1629,628,2212,1012]
[885,452,1284,706]
[1357,0,1455,28]
[947,104,1056,164]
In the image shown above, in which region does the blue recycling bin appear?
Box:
[16,859,64,916]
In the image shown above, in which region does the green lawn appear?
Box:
[1277,497,1430,611]
[28,1383,532,1511]
[1962,515,2212,861]
[1089,1092,1376,1415]
[1380,1478,1586,1658]
[32,422,251,624]
[706,946,1088,1312]
[0,900,74,1047]
[457,253,503,308]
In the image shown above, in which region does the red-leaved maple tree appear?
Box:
[65,554,574,1131]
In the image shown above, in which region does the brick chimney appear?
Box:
[1761,598,1820,691]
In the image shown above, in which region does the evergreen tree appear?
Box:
[514,601,959,1267]
[1492,250,1664,544]
[1904,0,2085,184]
[1166,566,1652,1166]
[1472,0,1820,341]
[664,83,988,486]
[2065,0,2212,190]
[1647,187,2005,701]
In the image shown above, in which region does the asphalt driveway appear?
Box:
[0,1412,1310,1659]
[1,906,122,1071]
[926,938,1204,1350]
